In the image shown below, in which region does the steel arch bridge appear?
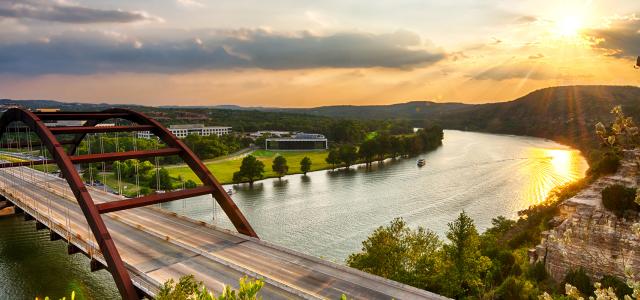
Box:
[0,107,257,299]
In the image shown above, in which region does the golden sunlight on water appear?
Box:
[523,147,586,205]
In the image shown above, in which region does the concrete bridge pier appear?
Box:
[0,196,15,216]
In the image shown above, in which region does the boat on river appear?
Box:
[417,159,426,167]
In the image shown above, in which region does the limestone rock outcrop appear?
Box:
[532,150,640,281]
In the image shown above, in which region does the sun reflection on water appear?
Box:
[524,147,586,205]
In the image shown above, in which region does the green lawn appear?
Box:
[101,173,143,197]
[0,154,58,173]
[167,150,330,184]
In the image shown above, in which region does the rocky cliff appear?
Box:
[532,150,640,281]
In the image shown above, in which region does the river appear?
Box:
[0,130,588,299]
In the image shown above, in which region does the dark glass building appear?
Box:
[265,133,328,150]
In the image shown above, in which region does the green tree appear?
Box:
[389,136,403,158]
[184,179,198,189]
[271,155,288,180]
[82,165,99,183]
[232,155,265,187]
[150,168,173,190]
[138,160,156,181]
[358,139,376,167]
[157,275,263,300]
[375,132,392,162]
[439,211,491,298]
[339,145,358,169]
[300,156,312,175]
[346,218,442,290]
[325,148,340,170]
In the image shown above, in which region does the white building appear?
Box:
[248,130,291,138]
[138,124,231,139]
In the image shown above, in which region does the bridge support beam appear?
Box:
[90,259,105,272]
[50,231,62,241]
[67,244,81,255]
[35,221,46,230]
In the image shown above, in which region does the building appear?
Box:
[265,133,328,150]
[248,130,291,139]
[138,124,231,139]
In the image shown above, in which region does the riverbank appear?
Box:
[166,149,332,185]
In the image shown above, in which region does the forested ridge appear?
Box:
[8,85,639,154]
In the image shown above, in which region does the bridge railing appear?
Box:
[0,173,160,297]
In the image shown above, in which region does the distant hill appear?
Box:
[432,85,640,152]
[235,85,640,152]
[0,99,138,111]
[259,101,471,120]
[4,85,640,153]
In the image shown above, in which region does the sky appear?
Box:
[0,0,639,107]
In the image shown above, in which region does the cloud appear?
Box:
[584,14,640,57]
[176,0,205,8]
[514,15,538,24]
[0,29,445,74]
[0,0,159,23]
[472,63,551,80]
[528,53,544,60]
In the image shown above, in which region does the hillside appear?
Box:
[433,85,640,152]
[4,85,640,153]
[265,101,470,120]
[253,85,640,153]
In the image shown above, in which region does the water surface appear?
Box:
[164,130,588,262]
[0,130,588,298]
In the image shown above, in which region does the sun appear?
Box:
[554,15,584,38]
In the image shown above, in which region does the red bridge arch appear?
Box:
[0,107,257,299]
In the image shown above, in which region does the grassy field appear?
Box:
[167,149,330,184]
[0,154,58,173]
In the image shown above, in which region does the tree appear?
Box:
[389,136,403,158]
[439,211,491,298]
[339,145,358,169]
[347,218,442,291]
[150,168,173,190]
[271,155,288,180]
[157,275,263,300]
[82,165,99,183]
[138,160,156,181]
[184,179,198,189]
[375,132,392,162]
[300,156,312,175]
[233,155,265,187]
[358,140,376,167]
[326,148,340,170]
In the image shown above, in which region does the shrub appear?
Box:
[601,184,638,216]
[563,268,592,297]
[600,275,633,299]
[588,153,620,175]
[494,276,538,300]
[527,261,547,282]
[157,275,263,300]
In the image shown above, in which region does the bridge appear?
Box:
[0,108,444,300]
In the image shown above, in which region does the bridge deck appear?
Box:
[0,167,445,300]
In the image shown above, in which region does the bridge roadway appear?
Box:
[0,166,445,300]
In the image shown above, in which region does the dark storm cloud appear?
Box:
[0,0,156,23]
[0,29,445,74]
[585,15,640,57]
